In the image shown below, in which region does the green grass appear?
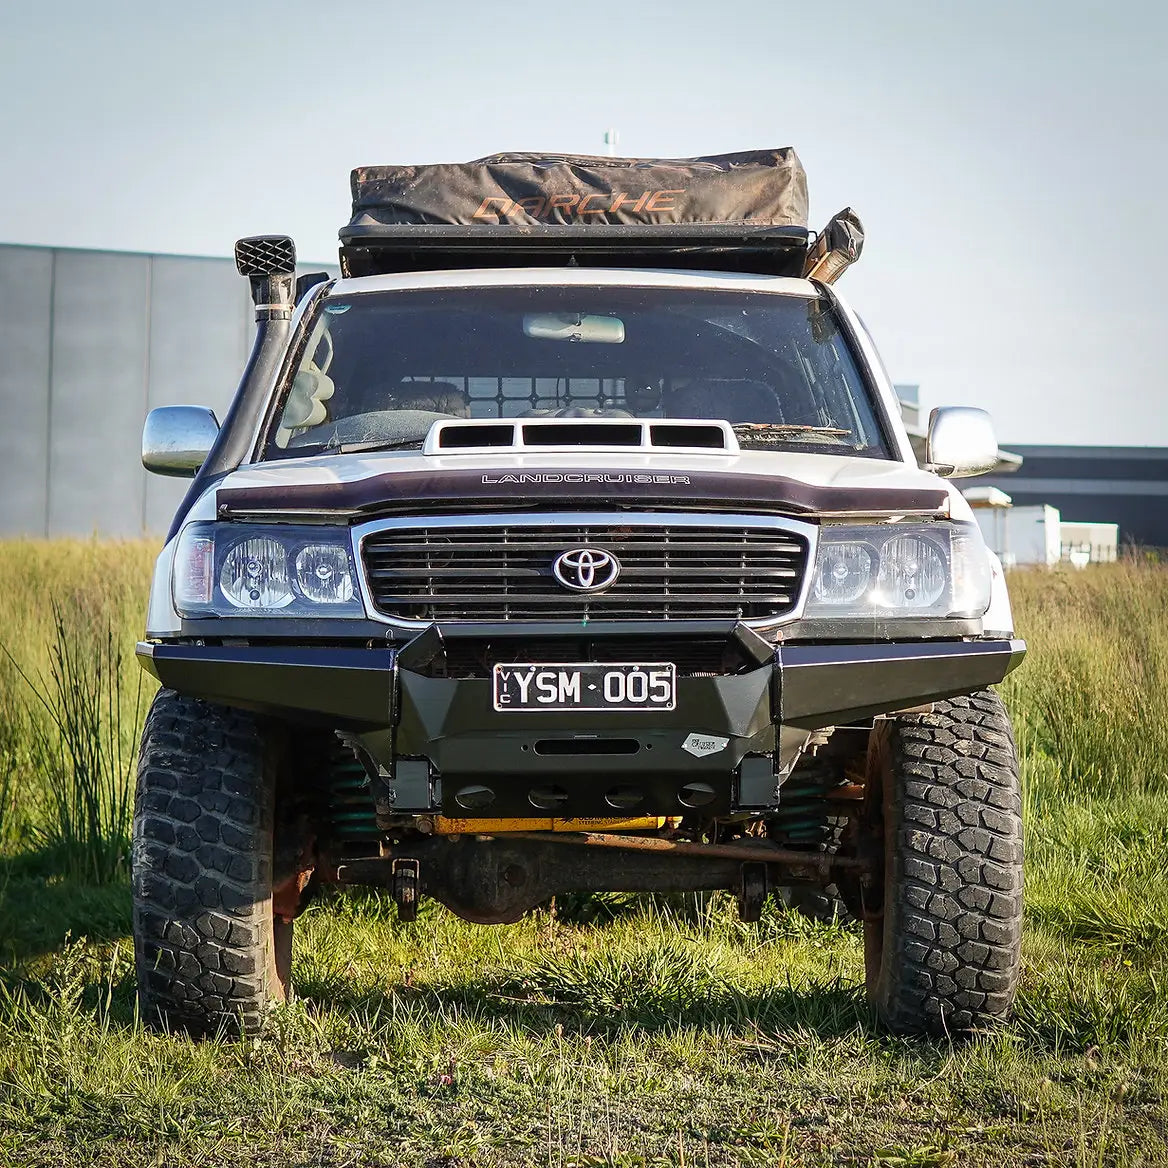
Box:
[0,544,1165,1166]
[0,539,154,865]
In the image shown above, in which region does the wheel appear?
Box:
[862,691,1023,1036]
[777,882,851,925]
[132,689,291,1035]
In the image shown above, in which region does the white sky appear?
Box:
[1,0,1164,445]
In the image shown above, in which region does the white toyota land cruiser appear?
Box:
[134,149,1025,1037]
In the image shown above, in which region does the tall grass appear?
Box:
[0,711,22,852]
[1002,561,1168,800]
[5,611,142,882]
[0,540,156,876]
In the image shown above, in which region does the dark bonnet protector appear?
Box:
[215,467,951,521]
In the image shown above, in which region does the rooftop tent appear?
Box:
[344,149,809,230]
[337,149,821,278]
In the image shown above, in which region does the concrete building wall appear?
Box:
[0,247,53,534]
[0,243,279,537]
[48,250,152,536]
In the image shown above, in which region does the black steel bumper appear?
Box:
[138,631,1024,816]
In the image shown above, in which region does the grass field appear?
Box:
[0,542,1165,1167]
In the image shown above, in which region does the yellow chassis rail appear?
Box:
[429,815,676,835]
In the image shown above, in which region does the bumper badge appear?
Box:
[682,733,730,758]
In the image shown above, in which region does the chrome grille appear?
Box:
[361,520,809,622]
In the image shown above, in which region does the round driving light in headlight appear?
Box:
[220,538,294,609]
[873,535,946,609]
[295,544,355,604]
[812,543,874,605]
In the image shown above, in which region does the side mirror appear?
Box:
[925,406,999,478]
[142,406,221,477]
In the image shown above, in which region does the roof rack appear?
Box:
[338,222,813,279]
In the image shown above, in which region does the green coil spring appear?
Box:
[325,741,380,844]
[769,764,840,847]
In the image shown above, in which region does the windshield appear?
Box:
[263,285,888,459]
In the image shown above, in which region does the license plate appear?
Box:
[492,662,676,712]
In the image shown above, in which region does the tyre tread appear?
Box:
[876,691,1024,1035]
[132,689,280,1035]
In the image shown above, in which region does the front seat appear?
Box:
[665,379,783,424]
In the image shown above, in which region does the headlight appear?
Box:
[295,544,356,604]
[873,535,946,609]
[221,538,294,610]
[812,542,875,605]
[173,523,364,618]
[805,522,991,620]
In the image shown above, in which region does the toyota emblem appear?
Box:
[552,547,621,592]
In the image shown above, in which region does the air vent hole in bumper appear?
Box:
[454,784,496,810]
[605,785,645,810]
[533,738,640,756]
[528,785,570,811]
[678,783,718,808]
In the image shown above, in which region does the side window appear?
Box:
[794,327,874,444]
[853,313,896,390]
[274,320,336,448]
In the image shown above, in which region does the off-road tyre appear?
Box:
[132,689,290,1036]
[863,691,1023,1036]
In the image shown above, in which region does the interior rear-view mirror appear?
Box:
[523,313,625,344]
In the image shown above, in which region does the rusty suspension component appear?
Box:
[325,830,871,925]
[493,830,868,877]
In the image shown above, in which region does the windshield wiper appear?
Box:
[731,423,854,446]
[287,436,426,456]
[337,437,426,454]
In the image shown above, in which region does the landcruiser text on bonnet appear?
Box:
[132,148,1025,1038]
